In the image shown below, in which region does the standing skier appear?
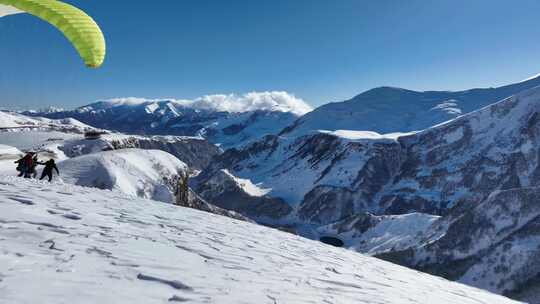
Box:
[39,159,59,182]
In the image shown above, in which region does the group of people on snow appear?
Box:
[15,152,59,182]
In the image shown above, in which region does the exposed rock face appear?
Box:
[59,134,220,170]
[194,169,292,223]
[375,187,540,301]
[175,171,190,206]
[174,171,250,222]
[106,135,220,171]
[196,131,406,225]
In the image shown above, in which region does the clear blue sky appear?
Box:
[1,0,540,109]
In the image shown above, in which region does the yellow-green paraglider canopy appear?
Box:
[0,0,106,68]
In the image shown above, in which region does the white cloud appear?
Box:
[190,91,312,115]
[0,4,23,18]
[101,91,313,116]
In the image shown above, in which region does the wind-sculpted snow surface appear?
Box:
[0,176,519,304]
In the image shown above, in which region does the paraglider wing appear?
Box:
[0,4,22,17]
[0,0,106,68]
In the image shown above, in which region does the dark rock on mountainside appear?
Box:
[193,169,292,223]
[174,172,250,222]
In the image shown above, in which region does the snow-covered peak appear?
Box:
[84,91,312,116]
[283,75,540,137]
[0,176,519,304]
[0,111,94,132]
[76,98,175,112]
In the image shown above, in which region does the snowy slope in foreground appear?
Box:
[0,177,519,304]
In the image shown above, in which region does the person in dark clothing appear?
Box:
[30,154,39,178]
[39,159,59,182]
[14,153,34,178]
[14,156,25,177]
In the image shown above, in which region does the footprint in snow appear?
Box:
[137,274,193,291]
[62,214,82,220]
[8,196,34,205]
[168,295,190,302]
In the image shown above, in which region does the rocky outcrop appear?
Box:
[107,135,220,171]
[174,171,250,222]
[193,169,292,223]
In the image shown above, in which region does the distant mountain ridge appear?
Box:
[283,75,540,136]
[30,92,311,149]
[28,76,540,149]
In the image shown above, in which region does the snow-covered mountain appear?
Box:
[193,84,540,301]
[31,92,312,148]
[282,75,540,136]
[0,176,519,304]
[0,110,95,133]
